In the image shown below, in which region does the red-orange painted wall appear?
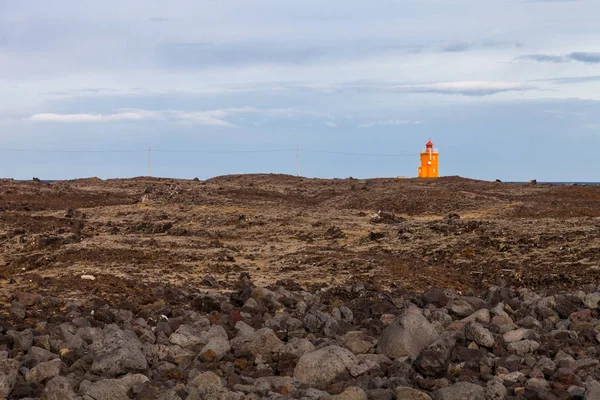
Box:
[418,151,439,178]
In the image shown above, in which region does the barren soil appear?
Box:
[1,175,599,306]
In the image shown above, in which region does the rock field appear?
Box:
[1,175,600,399]
[2,275,600,399]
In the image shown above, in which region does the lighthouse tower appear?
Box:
[418,140,439,178]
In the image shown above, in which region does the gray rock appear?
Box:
[461,308,491,324]
[254,376,296,394]
[243,297,259,310]
[157,388,183,400]
[132,325,156,344]
[507,340,540,356]
[79,379,129,400]
[447,299,475,317]
[342,331,373,355]
[188,371,223,395]
[279,338,315,358]
[142,343,169,364]
[339,306,354,323]
[0,358,20,399]
[230,321,256,350]
[585,379,600,400]
[502,371,525,383]
[503,328,537,343]
[570,385,586,398]
[520,316,542,330]
[7,329,34,351]
[114,309,134,323]
[25,346,59,366]
[490,302,509,317]
[485,379,507,400]
[377,309,440,359]
[395,386,432,399]
[17,292,42,306]
[575,358,599,372]
[50,323,86,352]
[465,322,495,348]
[204,325,228,341]
[535,357,556,375]
[235,321,256,337]
[557,326,585,340]
[302,388,330,399]
[199,336,231,361]
[251,286,280,305]
[284,317,305,339]
[117,373,150,390]
[462,296,487,310]
[583,293,600,309]
[323,317,339,337]
[80,375,148,400]
[491,315,515,334]
[430,310,453,328]
[233,384,256,394]
[25,358,65,382]
[330,386,367,400]
[422,288,450,307]
[303,310,330,333]
[294,345,357,387]
[554,295,580,319]
[9,301,26,319]
[44,376,79,400]
[166,345,195,366]
[433,382,485,400]
[416,331,463,377]
[348,358,378,377]
[526,378,549,391]
[357,353,393,366]
[367,388,396,400]
[246,328,284,360]
[77,326,100,344]
[169,324,208,349]
[89,324,148,377]
[554,350,575,363]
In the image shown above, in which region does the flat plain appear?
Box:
[1,175,599,307]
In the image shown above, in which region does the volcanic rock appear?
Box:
[294,346,357,387]
[377,309,440,359]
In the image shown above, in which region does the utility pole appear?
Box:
[148,145,151,177]
[296,144,299,177]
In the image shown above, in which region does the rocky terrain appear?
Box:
[0,175,600,399]
[3,275,600,399]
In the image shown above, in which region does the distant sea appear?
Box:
[517,182,600,185]
[10,179,600,185]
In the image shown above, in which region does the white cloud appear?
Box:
[250,80,536,97]
[358,120,420,128]
[30,112,147,123]
[29,109,237,126]
[28,106,327,126]
[324,121,337,128]
[390,81,536,96]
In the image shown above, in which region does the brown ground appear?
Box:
[1,175,599,307]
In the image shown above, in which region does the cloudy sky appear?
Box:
[1,0,599,181]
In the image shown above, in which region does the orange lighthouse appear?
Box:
[418,140,439,178]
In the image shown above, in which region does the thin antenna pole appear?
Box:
[148,145,151,177]
[296,144,299,177]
